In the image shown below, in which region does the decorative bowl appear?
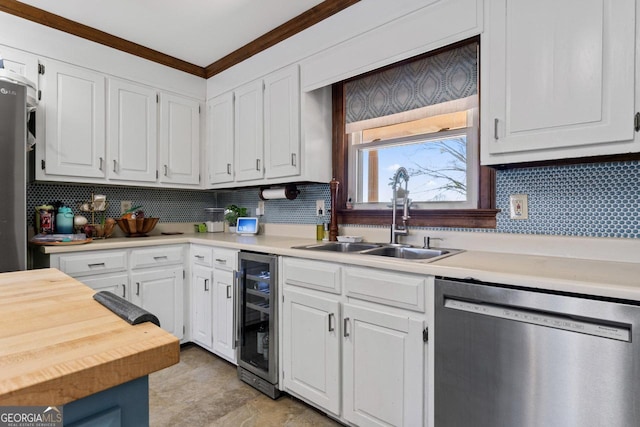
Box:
[115,217,159,237]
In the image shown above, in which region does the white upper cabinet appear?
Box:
[108,78,158,182]
[41,59,106,178]
[482,0,638,165]
[207,91,235,185]
[234,80,264,182]
[264,65,300,179]
[207,66,331,189]
[159,92,201,185]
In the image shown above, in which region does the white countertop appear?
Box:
[36,232,640,301]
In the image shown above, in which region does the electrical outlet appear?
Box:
[121,200,132,215]
[316,200,325,216]
[257,201,265,216]
[509,194,528,220]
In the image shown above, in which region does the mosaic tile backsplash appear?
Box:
[27,160,640,239]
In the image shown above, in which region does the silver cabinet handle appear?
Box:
[494,118,499,140]
[194,255,205,260]
[99,157,104,171]
[136,282,140,296]
[291,153,296,166]
[164,164,168,176]
[256,159,260,171]
[328,313,335,332]
[343,317,350,337]
[87,262,105,268]
[215,258,227,264]
[154,256,168,261]
[227,163,231,175]
[226,285,231,299]
[121,284,126,298]
[113,159,117,172]
[204,278,209,291]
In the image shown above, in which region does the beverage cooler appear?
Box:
[236,251,280,399]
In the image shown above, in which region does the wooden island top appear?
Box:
[0,268,179,405]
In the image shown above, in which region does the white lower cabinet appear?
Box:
[212,267,236,362]
[130,266,184,339]
[190,245,238,363]
[282,257,427,426]
[342,303,425,427]
[81,273,129,299]
[191,264,213,349]
[52,246,185,340]
[282,288,341,415]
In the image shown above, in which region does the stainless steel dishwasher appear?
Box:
[434,277,640,427]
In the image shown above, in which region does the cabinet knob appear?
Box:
[343,317,350,337]
[204,278,209,291]
[99,157,104,171]
[494,118,499,140]
[136,282,140,296]
[291,153,296,167]
[113,159,118,172]
[164,164,168,176]
[227,163,231,175]
[328,313,335,332]
[256,159,261,171]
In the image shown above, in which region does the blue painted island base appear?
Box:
[64,376,149,427]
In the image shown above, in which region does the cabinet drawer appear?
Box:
[344,267,426,312]
[130,246,184,269]
[58,251,127,277]
[283,257,341,294]
[192,245,214,267]
[213,248,238,270]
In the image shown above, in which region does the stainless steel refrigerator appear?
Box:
[0,76,31,272]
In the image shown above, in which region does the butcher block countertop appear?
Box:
[0,268,179,405]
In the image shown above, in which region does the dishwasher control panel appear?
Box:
[445,297,630,342]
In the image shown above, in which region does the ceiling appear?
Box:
[5,0,359,77]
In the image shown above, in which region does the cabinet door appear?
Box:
[159,92,200,185]
[42,60,106,178]
[282,288,341,415]
[208,92,235,185]
[483,0,636,163]
[212,268,237,363]
[108,78,157,182]
[191,265,213,349]
[81,273,128,300]
[131,267,184,339]
[343,304,424,427]
[234,80,264,182]
[264,65,300,179]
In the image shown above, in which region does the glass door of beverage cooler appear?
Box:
[237,252,278,395]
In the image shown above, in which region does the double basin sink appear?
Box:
[292,241,461,262]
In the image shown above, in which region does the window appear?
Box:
[333,37,498,228]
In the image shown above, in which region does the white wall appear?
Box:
[0,12,205,99]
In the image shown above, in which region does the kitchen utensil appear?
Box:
[115,217,159,237]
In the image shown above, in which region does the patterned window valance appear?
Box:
[345,42,478,125]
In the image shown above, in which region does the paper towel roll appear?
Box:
[261,188,288,199]
[259,185,300,200]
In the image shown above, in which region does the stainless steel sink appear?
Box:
[292,242,382,252]
[359,246,452,260]
[292,241,461,261]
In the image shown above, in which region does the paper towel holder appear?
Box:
[259,184,300,200]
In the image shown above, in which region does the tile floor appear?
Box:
[149,345,343,426]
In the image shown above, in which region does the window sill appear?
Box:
[337,209,500,228]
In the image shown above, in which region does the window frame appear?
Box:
[332,36,499,228]
[348,111,479,210]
